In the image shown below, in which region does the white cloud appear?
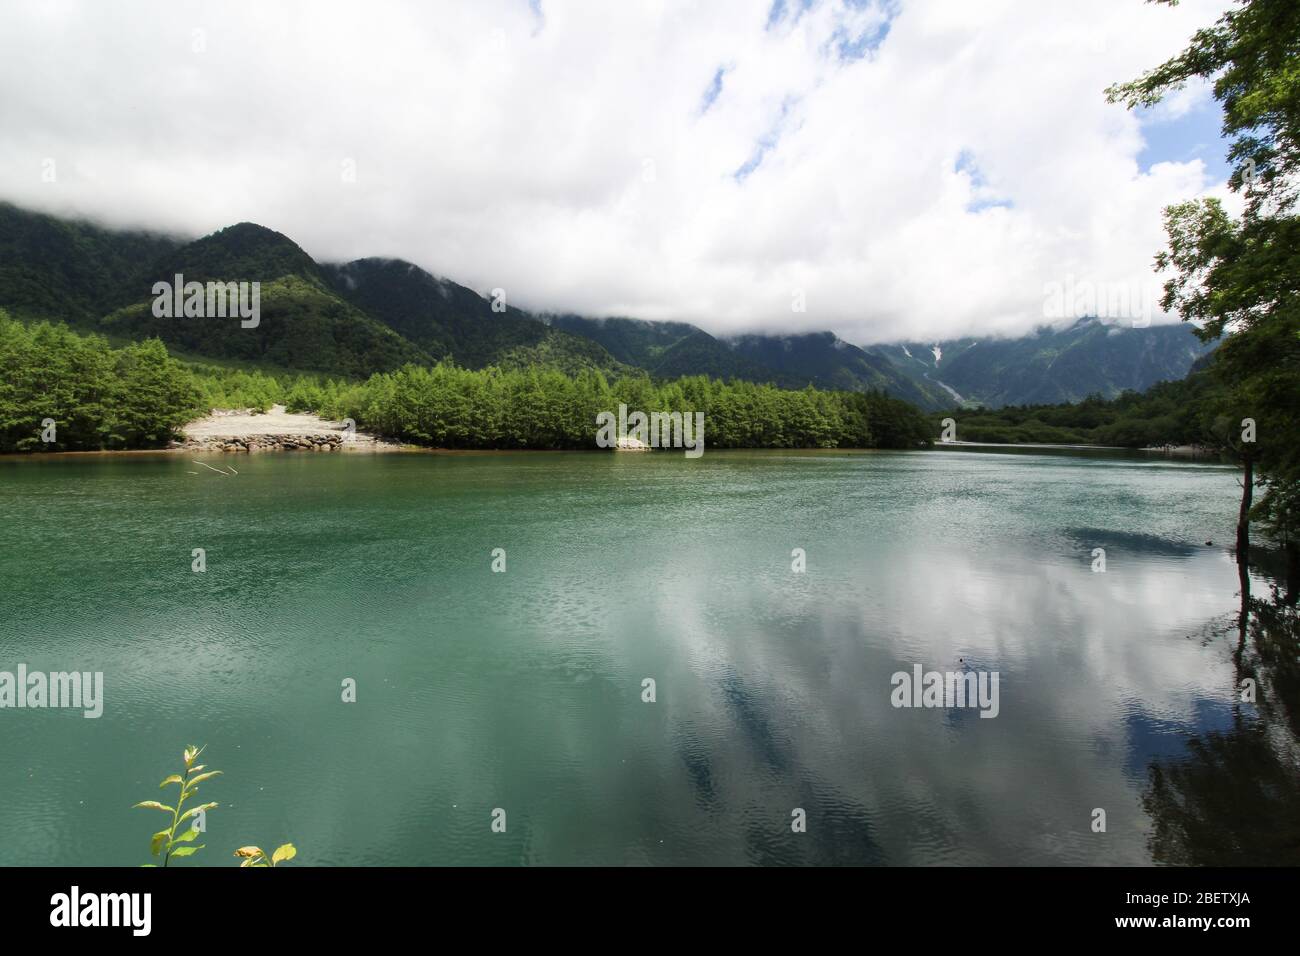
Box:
[1146,76,1216,122]
[0,0,1233,343]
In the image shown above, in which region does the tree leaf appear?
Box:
[170,828,201,845]
[180,802,218,820]
[159,774,184,789]
[150,830,169,856]
[168,845,203,858]
[271,843,297,864]
[185,771,222,788]
[133,801,175,813]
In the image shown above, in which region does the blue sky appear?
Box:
[1137,99,1233,182]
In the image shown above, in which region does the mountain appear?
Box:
[322,259,626,376]
[544,314,792,383]
[0,202,1215,406]
[100,224,431,378]
[550,314,1213,411]
[867,318,1215,408]
[0,205,623,379]
[0,201,181,322]
[724,332,955,408]
[546,316,953,405]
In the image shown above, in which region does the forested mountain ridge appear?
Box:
[868,318,1214,408]
[0,201,182,322]
[0,202,1212,405]
[322,258,629,376]
[547,315,956,406]
[101,224,432,378]
[544,314,803,385]
[0,205,627,379]
[725,331,955,409]
[545,311,1212,411]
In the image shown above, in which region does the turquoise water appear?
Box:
[0,448,1271,865]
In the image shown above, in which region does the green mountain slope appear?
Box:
[724,332,954,409]
[322,258,627,376]
[0,202,1213,408]
[546,314,957,405]
[545,314,793,383]
[144,221,322,285]
[542,314,690,365]
[101,226,431,377]
[0,202,182,322]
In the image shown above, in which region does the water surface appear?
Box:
[0,448,1272,865]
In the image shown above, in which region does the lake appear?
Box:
[0,447,1276,865]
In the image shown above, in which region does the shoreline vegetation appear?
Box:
[0,309,1241,460]
[0,312,936,454]
[926,376,1223,449]
[0,308,1264,485]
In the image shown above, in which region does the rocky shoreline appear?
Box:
[179,405,401,453]
[176,432,392,453]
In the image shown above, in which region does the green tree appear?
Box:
[1108,0,1300,595]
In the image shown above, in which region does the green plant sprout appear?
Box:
[133,744,299,867]
[133,744,220,867]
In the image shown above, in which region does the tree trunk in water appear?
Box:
[1237,455,1253,561]
[1236,454,1253,641]
[1286,540,1300,608]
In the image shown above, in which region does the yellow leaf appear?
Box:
[180,802,218,820]
[133,801,175,813]
[271,843,297,864]
[185,771,222,788]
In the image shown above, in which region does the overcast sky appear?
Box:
[0,0,1237,343]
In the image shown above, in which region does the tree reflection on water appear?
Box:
[1144,564,1300,865]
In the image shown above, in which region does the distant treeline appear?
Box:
[300,363,933,450]
[0,312,933,452]
[935,374,1216,448]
